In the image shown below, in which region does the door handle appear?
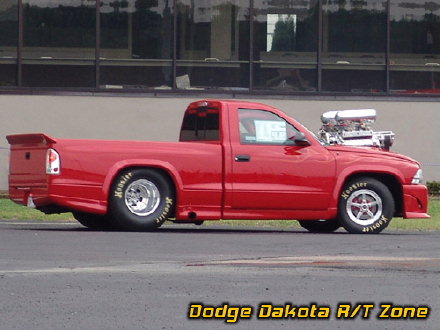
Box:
[235,154,251,162]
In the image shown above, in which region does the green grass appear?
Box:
[0,198,439,231]
[388,197,439,231]
[0,199,74,221]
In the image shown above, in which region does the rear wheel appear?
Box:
[73,212,117,230]
[109,168,175,231]
[298,219,341,233]
[338,177,394,234]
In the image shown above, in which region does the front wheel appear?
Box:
[109,168,175,231]
[338,177,395,234]
[298,219,341,233]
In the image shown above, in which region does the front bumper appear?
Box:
[402,184,430,219]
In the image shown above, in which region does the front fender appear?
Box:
[330,165,405,208]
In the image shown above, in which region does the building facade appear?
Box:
[1,0,439,95]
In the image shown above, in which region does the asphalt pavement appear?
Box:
[0,219,439,330]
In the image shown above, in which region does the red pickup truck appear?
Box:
[7,100,429,234]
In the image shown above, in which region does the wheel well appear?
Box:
[111,166,177,217]
[344,173,403,217]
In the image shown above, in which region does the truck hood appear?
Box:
[325,145,419,166]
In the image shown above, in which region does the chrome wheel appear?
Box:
[124,179,161,216]
[346,189,382,226]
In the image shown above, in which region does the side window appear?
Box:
[180,107,220,141]
[238,109,299,145]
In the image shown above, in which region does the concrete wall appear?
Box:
[0,94,439,190]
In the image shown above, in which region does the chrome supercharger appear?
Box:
[318,109,395,150]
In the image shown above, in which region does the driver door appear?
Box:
[230,108,336,211]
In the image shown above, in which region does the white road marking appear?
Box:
[206,255,440,265]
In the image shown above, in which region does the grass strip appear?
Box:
[0,198,438,231]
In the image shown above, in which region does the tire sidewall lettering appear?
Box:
[113,172,133,199]
[361,215,390,233]
[156,197,174,223]
[341,182,368,200]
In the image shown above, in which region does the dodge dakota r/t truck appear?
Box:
[7,100,429,234]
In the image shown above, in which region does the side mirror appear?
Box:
[294,132,310,146]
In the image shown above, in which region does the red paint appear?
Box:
[7,100,429,221]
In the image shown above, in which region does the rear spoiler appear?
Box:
[6,133,57,146]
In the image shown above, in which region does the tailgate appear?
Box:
[6,134,57,205]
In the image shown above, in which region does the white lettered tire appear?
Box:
[109,168,175,231]
[338,177,395,234]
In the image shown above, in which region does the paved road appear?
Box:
[0,220,439,330]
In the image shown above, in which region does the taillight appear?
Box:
[46,149,61,175]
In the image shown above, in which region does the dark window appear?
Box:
[99,0,174,89]
[0,0,18,86]
[253,0,318,92]
[180,107,220,142]
[238,109,299,145]
[22,64,95,88]
[321,0,387,93]
[176,0,250,90]
[390,0,440,94]
[22,0,95,55]
[22,0,95,87]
